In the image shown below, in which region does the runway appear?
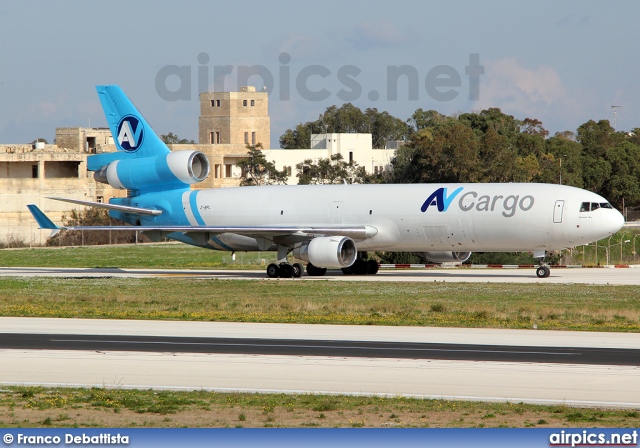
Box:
[0,266,639,285]
[3,333,640,365]
[2,318,640,408]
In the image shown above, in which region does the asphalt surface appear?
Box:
[0,266,639,285]
[2,333,640,366]
[3,319,640,407]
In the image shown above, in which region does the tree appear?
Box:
[399,121,481,183]
[479,127,518,182]
[537,136,583,187]
[235,143,288,186]
[279,123,312,149]
[161,132,195,144]
[296,153,366,185]
[279,103,410,149]
[365,108,410,148]
[521,118,549,138]
[459,108,521,140]
[576,119,622,158]
[407,108,449,133]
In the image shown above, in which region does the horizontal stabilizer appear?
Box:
[26,205,60,237]
[47,197,162,216]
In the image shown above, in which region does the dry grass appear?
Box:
[0,277,638,331]
[1,387,639,428]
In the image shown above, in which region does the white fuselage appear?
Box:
[183,183,623,253]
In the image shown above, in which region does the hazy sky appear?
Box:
[1,0,638,148]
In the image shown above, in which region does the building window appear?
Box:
[243,100,247,106]
[216,100,220,107]
[251,132,256,145]
[211,131,221,144]
[225,164,232,177]
[214,164,221,178]
[211,100,215,107]
[32,165,38,178]
[349,151,353,164]
[244,132,249,144]
[210,132,215,144]
[96,196,104,203]
[216,131,220,144]
[251,99,255,106]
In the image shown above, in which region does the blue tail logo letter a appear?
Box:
[116,115,144,151]
[421,187,463,212]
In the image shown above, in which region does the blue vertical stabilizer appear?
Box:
[89,86,170,170]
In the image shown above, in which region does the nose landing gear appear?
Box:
[536,265,551,278]
[534,250,551,278]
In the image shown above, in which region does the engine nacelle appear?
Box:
[94,150,210,191]
[293,237,357,269]
[422,251,472,264]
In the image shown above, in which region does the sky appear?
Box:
[1,0,639,148]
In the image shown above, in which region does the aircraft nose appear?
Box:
[608,209,625,234]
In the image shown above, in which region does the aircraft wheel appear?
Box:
[536,266,550,278]
[341,265,354,275]
[307,263,327,276]
[353,259,368,275]
[292,263,304,278]
[279,263,294,278]
[266,263,280,278]
[307,263,319,276]
[367,259,379,275]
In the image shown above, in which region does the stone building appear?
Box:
[198,86,270,149]
[0,131,125,246]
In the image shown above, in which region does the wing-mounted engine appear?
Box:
[421,251,472,264]
[93,150,210,192]
[293,236,357,269]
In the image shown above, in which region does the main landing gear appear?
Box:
[341,252,379,276]
[267,262,328,277]
[266,262,304,278]
[266,245,304,278]
[534,250,551,278]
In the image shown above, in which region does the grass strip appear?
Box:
[0,277,638,331]
[1,386,638,428]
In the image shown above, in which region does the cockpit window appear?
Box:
[580,202,614,212]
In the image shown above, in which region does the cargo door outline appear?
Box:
[553,200,564,223]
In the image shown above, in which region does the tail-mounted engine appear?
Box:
[94,150,210,191]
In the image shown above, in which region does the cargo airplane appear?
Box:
[28,86,624,278]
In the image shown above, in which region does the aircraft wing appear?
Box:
[47,197,162,216]
[27,205,378,239]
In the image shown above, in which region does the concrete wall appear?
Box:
[56,128,113,152]
[0,141,125,246]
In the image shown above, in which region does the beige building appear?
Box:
[199,86,270,149]
[0,131,125,246]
